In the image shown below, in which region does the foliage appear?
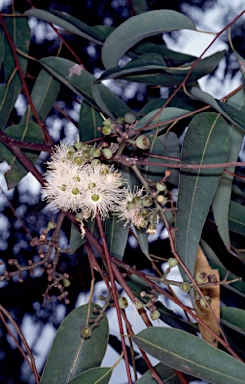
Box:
[0,1,245,384]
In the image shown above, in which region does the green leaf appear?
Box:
[136,107,189,130]
[70,220,99,254]
[212,90,244,248]
[98,53,166,82]
[133,327,245,384]
[40,57,132,117]
[0,33,4,69]
[40,303,109,384]
[105,215,129,261]
[131,0,148,14]
[24,9,104,45]
[0,122,44,189]
[135,362,189,384]
[142,131,181,185]
[190,87,245,131]
[175,112,230,279]
[233,50,245,93]
[0,82,17,130]
[221,307,245,334]
[4,14,30,91]
[102,10,196,69]
[134,227,150,259]
[229,200,245,235]
[21,69,60,124]
[68,367,112,384]
[133,41,197,66]
[79,101,103,142]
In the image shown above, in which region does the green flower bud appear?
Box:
[63,279,70,287]
[200,296,212,308]
[102,125,112,135]
[102,118,112,126]
[150,309,161,320]
[74,156,83,165]
[102,148,113,159]
[118,296,128,309]
[180,282,190,293]
[81,326,91,339]
[116,116,125,124]
[92,148,101,158]
[136,301,146,309]
[195,271,208,284]
[66,151,74,160]
[156,182,167,192]
[141,207,150,217]
[132,196,141,207]
[168,258,178,268]
[124,112,136,124]
[74,142,83,150]
[156,195,167,204]
[72,187,79,195]
[142,196,153,207]
[83,150,90,159]
[135,134,150,150]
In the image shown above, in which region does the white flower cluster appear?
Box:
[42,143,124,219]
[42,143,158,233]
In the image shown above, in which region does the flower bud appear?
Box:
[200,296,212,308]
[136,301,146,309]
[156,181,167,192]
[92,148,101,158]
[118,296,128,309]
[102,148,113,159]
[180,282,190,293]
[156,195,167,204]
[132,196,141,207]
[124,112,136,124]
[81,326,91,339]
[168,258,178,268]
[150,309,161,320]
[135,134,150,150]
[63,279,71,287]
[102,125,112,135]
[142,196,153,207]
[195,271,208,284]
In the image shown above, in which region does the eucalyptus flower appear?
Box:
[116,187,147,228]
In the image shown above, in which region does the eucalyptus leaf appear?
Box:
[21,69,60,124]
[105,214,129,261]
[190,87,245,131]
[0,122,43,189]
[68,367,112,384]
[221,307,245,333]
[102,10,196,69]
[133,327,245,384]
[134,227,150,259]
[136,107,189,130]
[135,362,191,384]
[79,101,103,142]
[0,83,17,130]
[229,200,245,235]
[212,90,244,248]
[4,14,30,92]
[24,9,103,45]
[175,112,230,279]
[40,303,109,384]
[233,49,245,92]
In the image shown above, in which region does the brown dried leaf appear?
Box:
[194,246,220,347]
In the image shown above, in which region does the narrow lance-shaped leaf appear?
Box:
[133,327,245,384]
[4,14,31,93]
[24,9,104,45]
[20,69,60,124]
[79,101,103,142]
[190,87,245,131]
[40,57,133,117]
[68,367,112,384]
[175,112,230,280]
[212,89,244,249]
[135,362,193,384]
[105,214,129,261]
[40,303,109,384]
[102,10,196,69]
[0,82,17,130]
